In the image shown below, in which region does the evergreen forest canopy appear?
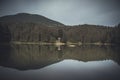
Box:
[0,13,120,45]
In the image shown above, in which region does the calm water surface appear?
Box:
[0,44,120,80]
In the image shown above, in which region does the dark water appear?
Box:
[0,44,120,80]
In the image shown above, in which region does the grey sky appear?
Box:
[0,0,120,26]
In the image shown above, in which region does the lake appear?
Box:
[0,44,120,80]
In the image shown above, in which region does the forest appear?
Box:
[0,13,120,45]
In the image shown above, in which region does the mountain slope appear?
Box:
[0,13,64,27]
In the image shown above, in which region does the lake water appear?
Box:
[0,44,120,80]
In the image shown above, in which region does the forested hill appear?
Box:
[0,13,64,27]
[0,13,120,44]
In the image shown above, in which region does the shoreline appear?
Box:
[8,41,116,46]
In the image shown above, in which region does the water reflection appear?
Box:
[0,59,120,80]
[0,44,120,80]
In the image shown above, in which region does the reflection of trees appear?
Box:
[55,45,64,59]
[0,45,120,70]
[0,45,11,62]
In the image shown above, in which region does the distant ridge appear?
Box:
[0,13,64,27]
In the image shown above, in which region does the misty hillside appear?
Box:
[0,13,120,44]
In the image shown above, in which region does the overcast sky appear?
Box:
[0,0,120,26]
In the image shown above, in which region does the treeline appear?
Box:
[0,22,120,44]
[0,13,120,44]
[111,24,120,44]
